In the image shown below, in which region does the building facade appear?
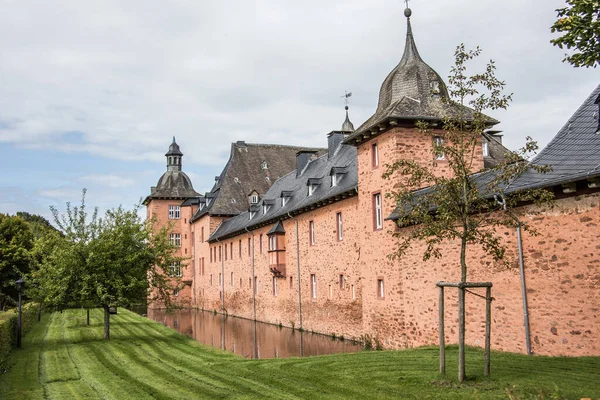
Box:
[145,8,600,356]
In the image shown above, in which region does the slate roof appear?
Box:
[209,138,358,241]
[483,132,511,169]
[387,84,600,220]
[144,139,200,204]
[191,142,326,221]
[345,13,497,146]
[503,84,600,192]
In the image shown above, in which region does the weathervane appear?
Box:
[404,0,410,8]
[341,91,352,110]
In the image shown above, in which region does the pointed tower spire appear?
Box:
[342,106,355,132]
[401,6,422,63]
[341,91,355,132]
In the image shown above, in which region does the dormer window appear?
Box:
[430,80,440,96]
[330,166,349,188]
[249,190,259,205]
[249,211,256,220]
[262,161,269,170]
[281,191,293,207]
[307,178,322,197]
[262,199,274,214]
[482,141,489,157]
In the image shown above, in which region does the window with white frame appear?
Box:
[331,174,337,187]
[309,221,315,245]
[433,137,445,160]
[273,276,278,296]
[249,211,256,220]
[282,197,288,207]
[269,235,277,251]
[251,193,259,204]
[482,141,489,157]
[170,261,182,277]
[170,233,181,247]
[308,184,315,196]
[336,212,343,241]
[374,193,383,230]
[263,204,269,214]
[311,274,317,299]
[168,205,181,220]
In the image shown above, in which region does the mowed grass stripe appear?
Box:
[40,313,80,384]
[0,313,49,400]
[114,314,295,399]
[2,309,600,399]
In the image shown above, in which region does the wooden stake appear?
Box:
[485,287,491,377]
[458,287,465,383]
[439,286,445,375]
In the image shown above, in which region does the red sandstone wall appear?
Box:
[392,193,600,356]
[146,199,195,305]
[198,196,364,340]
[192,214,225,310]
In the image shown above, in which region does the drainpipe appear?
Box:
[287,212,303,330]
[244,227,256,321]
[496,195,532,355]
[216,238,225,312]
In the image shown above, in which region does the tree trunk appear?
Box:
[86,308,90,326]
[103,305,110,340]
[37,303,42,322]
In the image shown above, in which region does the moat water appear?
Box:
[144,308,362,359]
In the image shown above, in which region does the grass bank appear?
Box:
[0,309,598,399]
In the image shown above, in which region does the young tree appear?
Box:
[383,45,552,382]
[37,190,182,339]
[550,0,600,68]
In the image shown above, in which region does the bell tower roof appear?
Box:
[345,6,498,146]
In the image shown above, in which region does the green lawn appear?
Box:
[0,309,598,399]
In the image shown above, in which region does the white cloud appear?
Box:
[0,0,598,215]
[78,174,136,189]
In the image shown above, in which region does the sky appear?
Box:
[0,0,597,222]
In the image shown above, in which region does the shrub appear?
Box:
[0,303,39,371]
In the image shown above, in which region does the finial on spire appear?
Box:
[172,136,176,143]
[404,0,412,18]
[341,91,352,109]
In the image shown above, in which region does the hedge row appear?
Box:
[0,303,39,371]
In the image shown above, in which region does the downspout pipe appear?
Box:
[496,194,532,355]
[287,212,303,330]
[244,227,256,321]
[216,238,225,313]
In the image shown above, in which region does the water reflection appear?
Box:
[145,309,362,359]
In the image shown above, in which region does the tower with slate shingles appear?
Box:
[144,138,201,305]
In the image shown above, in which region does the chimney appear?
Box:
[296,151,318,177]
[327,132,345,159]
[236,141,247,148]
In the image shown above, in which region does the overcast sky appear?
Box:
[0,0,597,221]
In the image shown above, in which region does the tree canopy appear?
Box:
[33,190,182,339]
[550,0,600,68]
[0,214,34,310]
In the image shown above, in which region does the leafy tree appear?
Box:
[550,0,600,68]
[0,214,34,310]
[383,45,552,382]
[37,190,182,339]
[16,212,61,240]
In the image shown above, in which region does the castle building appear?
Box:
[145,7,600,356]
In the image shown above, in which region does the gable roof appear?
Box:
[191,142,325,222]
[209,141,357,241]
